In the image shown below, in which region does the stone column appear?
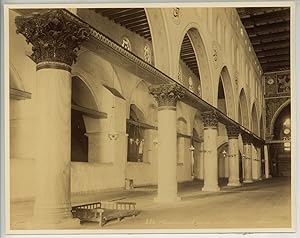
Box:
[257,146,262,180]
[242,133,253,183]
[252,145,258,180]
[199,142,204,180]
[226,125,241,187]
[201,111,220,191]
[264,144,270,179]
[16,10,89,228]
[149,83,185,202]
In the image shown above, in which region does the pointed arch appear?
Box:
[177,24,213,103]
[270,99,291,135]
[251,102,259,135]
[218,66,236,119]
[239,88,249,128]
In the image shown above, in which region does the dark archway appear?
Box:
[127,104,145,162]
[217,78,227,114]
[71,76,99,162]
[238,89,249,129]
[270,104,291,176]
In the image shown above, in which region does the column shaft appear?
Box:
[149,83,184,203]
[264,145,270,179]
[34,68,73,225]
[202,111,219,192]
[243,143,253,183]
[227,138,241,186]
[156,109,179,201]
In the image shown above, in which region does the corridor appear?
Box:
[10,177,291,230]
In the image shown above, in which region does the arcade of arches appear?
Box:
[8,7,292,229]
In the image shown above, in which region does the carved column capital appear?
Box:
[149,83,185,109]
[242,132,253,145]
[15,9,90,71]
[202,111,218,128]
[226,125,240,139]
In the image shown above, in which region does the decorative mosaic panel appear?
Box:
[264,71,290,97]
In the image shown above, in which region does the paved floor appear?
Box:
[10,177,292,230]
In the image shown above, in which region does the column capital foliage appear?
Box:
[226,125,240,138]
[202,111,218,128]
[242,132,253,144]
[149,83,185,107]
[15,9,90,66]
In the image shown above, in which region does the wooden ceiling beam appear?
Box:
[105,8,143,19]
[253,40,289,50]
[250,31,290,44]
[237,7,289,18]
[119,15,147,25]
[246,21,289,36]
[241,9,290,27]
[256,47,290,57]
[180,55,197,60]
[259,54,290,63]
[128,22,149,31]
[261,60,290,67]
[112,11,146,22]
[122,18,148,27]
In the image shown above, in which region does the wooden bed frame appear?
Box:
[71,201,140,227]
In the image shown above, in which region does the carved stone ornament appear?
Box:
[149,83,185,108]
[226,125,240,139]
[242,132,252,145]
[173,7,180,18]
[15,9,90,67]
[202,111,218,128]
[122,37,131,51]
[171,8,181,25]
[212,42,219,68]
[144,45,151,63]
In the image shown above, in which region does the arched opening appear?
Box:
[218,143,228,184]
[270,104,291,177]
[177,26,212,102]
[127,104,146,162]
[251,103,259,135]
[238,89,249,129]
[191,128,201,179]
[177,117,189,165]
[179,32,201,95]
[260,116,263,138]
[71,76,100,162]
[218,67,235,118]
[217,78,227,114]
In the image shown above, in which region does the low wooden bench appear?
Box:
[71,201,139,227]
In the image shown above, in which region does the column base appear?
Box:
[243,179,253,183]
[202,185,220,192]
[227,182,241,187]
[154,195,181,203]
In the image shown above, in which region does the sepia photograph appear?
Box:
[4,2,295,234]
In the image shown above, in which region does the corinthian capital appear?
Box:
[226,125,240,139]
[242,132,253,145]
[15,9,89,69]
[149,83,185,108]
[202,111,218,128]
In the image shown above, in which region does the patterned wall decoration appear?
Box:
[264,71,290,97]
[264,71,290,138]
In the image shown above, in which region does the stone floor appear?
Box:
[10,177,292,231]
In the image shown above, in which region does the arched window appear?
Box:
[127,105,145,162]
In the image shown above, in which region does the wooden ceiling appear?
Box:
[95,8,200,79]
[180,34,200,79]
[95,8,290,74]
[237,7,290,73]
[95,8,152,41]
